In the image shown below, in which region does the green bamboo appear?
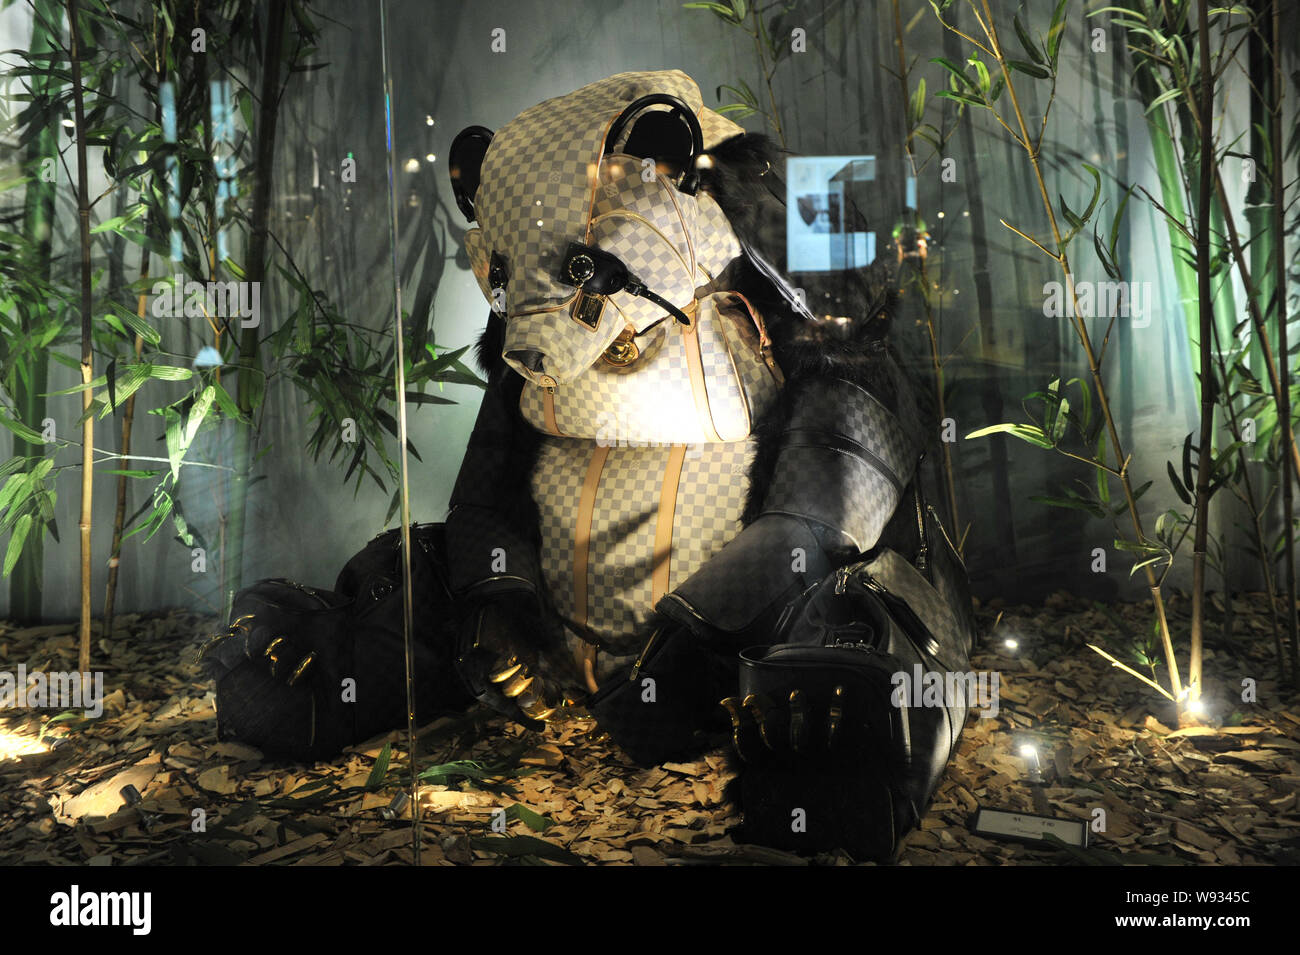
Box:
[1245,0,1274,388]
[9,0,66,624]
[1189,0,1213,707]
[1269,0,1298,687]
[67,0,94,674]
[225,0,287,623]
[1135,71,1201,392]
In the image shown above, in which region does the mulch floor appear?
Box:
[1,590,1297,866]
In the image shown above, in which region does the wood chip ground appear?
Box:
[1,589,1296,865]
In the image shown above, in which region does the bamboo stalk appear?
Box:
[10,0,66,625]
[378,0,421,865]
[943,18,1014,568]
[1209,319,1285,676]
[1087,644,1178,701]
[1269,0,1298,687]
[103,328,145,636]
[1245,1,1274,386]
[225,0,287,623]
[1149,4,1300,487]
[749,5,785,149]
[68,0,93,675]
[965,0,1183,702]
[892,0,963,552]
[1188,0,1213,707]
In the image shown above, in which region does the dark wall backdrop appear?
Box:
[1,0,1295,618]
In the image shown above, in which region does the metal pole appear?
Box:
[378,0,421,864]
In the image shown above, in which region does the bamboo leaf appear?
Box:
[469,834,584,866]
[164,407,183,481]
[1008,59,1050,79]
[1013,14,1046,64]
[909,77,926,130]
[1167,460,1192,505]
[930,57,978,92]
[4,512,32,577]
[0,413,47,445]
[506,804,553,832]
[965,422,1053,448]
[1079,163,1102,224]
[1047,0,1068,62]
[106,357,117,413]
[1143,87,1182,114]
[1029,494,1106,518]
[365,742,392,790]
[935,89,985,109]
[683,1,738,20]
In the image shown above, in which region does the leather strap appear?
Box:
[652,444,687,604]
[542,388,562,435]
[573,445,609,634]
[727,290,784,385]
[683,322,723,442]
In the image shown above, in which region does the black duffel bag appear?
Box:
[200,523,471,761]
[730,544,975,862]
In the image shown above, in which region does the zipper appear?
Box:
[829,639,876,653]
[913,453,930,574]
[630,628,662,681]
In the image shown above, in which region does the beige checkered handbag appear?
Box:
[529,436,756,668]
[518,290,783,445]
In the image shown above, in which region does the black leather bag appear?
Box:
[201,578,360,761]
[201,523,471,761]
[732,479,975,861]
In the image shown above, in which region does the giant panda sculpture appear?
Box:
[204,70,976,861]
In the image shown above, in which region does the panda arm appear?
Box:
[654,354,922,649]
[444,358,546,611]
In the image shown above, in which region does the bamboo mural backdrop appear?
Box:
[0,0,1296,707]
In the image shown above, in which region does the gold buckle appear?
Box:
[601,328,639,366]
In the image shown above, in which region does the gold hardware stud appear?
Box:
[502,673,536,700]
[828,685,845,746]
[789,689,807,752]
[489,657,523,683]
[743,693,775,751]
[287,652,316,686]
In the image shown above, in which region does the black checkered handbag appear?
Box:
[200,524,471,761]
[730,484,975,862]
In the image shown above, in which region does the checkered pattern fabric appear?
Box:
[693,194,743,281]
[764,445,900,553]
[786,378,916,490]
[517,292,781,444]
[530,438,590,623]
[762,378,920,553]
[589,156,695,332]
[670,441,754,592]
[529,436,753,653]
[461,70,745,385]
[584,449,663,644]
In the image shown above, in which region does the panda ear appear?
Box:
[449,125,494,223]
[604,94,704,194]
[620,109,695,171]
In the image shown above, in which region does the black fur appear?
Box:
[474,310,508,381]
